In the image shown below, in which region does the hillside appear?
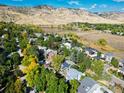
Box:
[0,5,123,25]
[97,12,124,23]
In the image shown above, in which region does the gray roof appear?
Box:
[120,59,124,64]
[85,47,98,52]
[66,68,83,81]
[105,53,114,57]
[78,77,97,93]
[120,67,124,72]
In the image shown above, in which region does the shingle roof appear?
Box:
[120,67,124,72]
[66,68,83,81]
[105,53,114,57]
[85,47,98,52]
[120,59,124,64]
[61,62,70,69]
[78,77,97,93]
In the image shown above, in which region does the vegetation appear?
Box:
[97,38,108,46]
[91,60,104,76]
[52,55,65,71]
[61,22,124,36]
[111,58,119,68]
[0,22,121,93]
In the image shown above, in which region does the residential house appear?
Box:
[64,68,85,81]
[63,42,72,49]
[84,47,98,58]
[45,49,57,65]
[38,46,47,51]
[61,60,75,69]
[101,53,114,63]
[29,38,37,44]
[7,52,14,58]
[17,49,24,57]
[20,76,26,82]
[118,67,124,75]
[78,77,113,93]
[119,59,124,67]
[34,33,42,38]
[72,46,83,52]
[19,65,27,71]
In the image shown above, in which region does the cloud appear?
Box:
[99,4,107,8]
[113,0,124,2]
[79,7,87,10]
[90,4,97,9]
[121,8,124,10]
[68,0,80,5]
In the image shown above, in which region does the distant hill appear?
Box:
[0,5,123,25]
[97,12,124,23]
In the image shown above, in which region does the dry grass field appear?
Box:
[76,31,124,59]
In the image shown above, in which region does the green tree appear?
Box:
[111,58,119,68]
[70,80,79,93]
[19,38,28,49]
[58,78,68,93]
[97,39,108,46]
[26,45,39,57]
[91,60,104,76]
[11,52,20,65]
[46,72,58,93]
[52,55,65,71]
[14,79,24,93]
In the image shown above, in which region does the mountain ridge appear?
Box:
[0,5,123,25]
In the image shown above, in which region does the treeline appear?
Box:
[59,22,124,36]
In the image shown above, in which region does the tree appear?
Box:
[69,80,79,93]
[111,58,119,68]
[91,60,104,76]
[58,78,68,93]
[19,38,28,49]
[4,40,16,53]
[21,55,37,66]
[0,53,6,64]
[5,81,16,93]
[97,39,107,46]
[26,45,39,57]
[0,65,6,76]
[51,55,65,71]
[14,79,25,93]
[11,52,20,65]
[46,72,58,93]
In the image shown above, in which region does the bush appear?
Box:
[111,58,119,68]
[97,39,107,46]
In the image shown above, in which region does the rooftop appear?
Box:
[78,77,97,93]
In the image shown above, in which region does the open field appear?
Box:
[42,27,124,59]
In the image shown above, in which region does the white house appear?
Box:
[84,47,98,58]
[103,53,114,63]
[17,49,24,57]
[118,67,124,75]
[65,68,85,81]
[78,77,113,93]
[119,59,124,67]
[63,42,72,49]
[34,33,42,37]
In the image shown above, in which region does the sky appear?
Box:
[0,0,124,12]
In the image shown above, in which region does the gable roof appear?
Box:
[104,53,114,57]
[85,47,98,53]
[61,62,70,69]
[66,68,83,81]
[78,77,97,93]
